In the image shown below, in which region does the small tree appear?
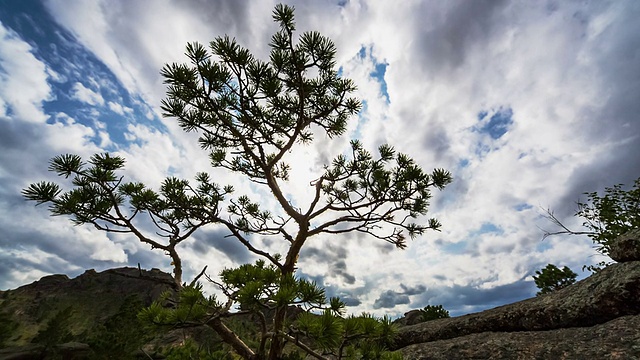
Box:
[418,304,450,322]
[23,4,451,359]
[543,177,640,271]
[532,264,577,296]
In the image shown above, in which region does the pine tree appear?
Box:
[418,305,450,322]
[23,4,451,359]
[532,264,577,296]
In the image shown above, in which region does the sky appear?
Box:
[0,0,638,318]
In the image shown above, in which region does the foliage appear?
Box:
[24,4,451,359]
[163,338,234,360]
[85,295,156,359]
[139,261,402,359]
[32,306,74,348]
[21,152,228,287]
[543,176,640,271]
[418,304,450,322]
[576,178,640,256]
[533,264,577,296]
[0,310,18,347]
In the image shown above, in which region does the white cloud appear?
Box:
[0,23,52,122]
[107,100,132,115]
[70,81,105,106]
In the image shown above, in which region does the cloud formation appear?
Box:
[0,0,638,318]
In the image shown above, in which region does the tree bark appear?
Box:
[168,249,183,288]
[208,317,258,360]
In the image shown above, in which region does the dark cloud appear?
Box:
[297,272,363,307]
[400,283,427,295]
[414,279,535,317]
[300,243,357,285]
[191,229,253,264]
[420,124,451,161]
[340,296,362,307]
[372,282,428,309]
[553,3,640,218]
[413,0,509,73]
[0,119,55,187]
[373,290,410,309]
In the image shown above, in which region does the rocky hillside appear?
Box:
[0,267,177,359]
[392,229,640,359]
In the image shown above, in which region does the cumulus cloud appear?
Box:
[107,100,132,115]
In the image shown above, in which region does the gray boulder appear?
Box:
[609,228,640,262]
[394,260,640,359]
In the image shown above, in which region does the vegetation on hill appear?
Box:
[418,305,450,322]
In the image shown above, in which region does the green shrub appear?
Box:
[533,264,577,295]
[418,305,450,322]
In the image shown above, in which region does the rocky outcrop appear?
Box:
[399,309,425,326]
[400,315,640,360]
[609,228,640,262]
[394,260,640,359]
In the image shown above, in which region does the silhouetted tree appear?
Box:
[23,4,451,359]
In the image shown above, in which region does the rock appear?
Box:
[400,315,640,360]
[397,310,423,326]
[55,342,92,359]
[609,228,640,262]
[394,261,640,352]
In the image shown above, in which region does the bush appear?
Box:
[544,177,640,271]
[533,264,577,295]
[418,305,450,322]
[576,178,640,257]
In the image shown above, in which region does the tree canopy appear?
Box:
[23,4,451,359]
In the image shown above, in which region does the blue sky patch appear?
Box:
[475,107,514,140]
[357,45,389,102]
[476,222,504,235]
[514,203,533,211]
[442,241,468,254]
[458,158,470,168]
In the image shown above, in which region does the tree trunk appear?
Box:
[169,249,183,288]
[267,306,286,359]
[208,318,258,359]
